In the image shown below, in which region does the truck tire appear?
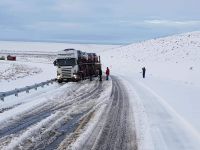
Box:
[58,79,63,83]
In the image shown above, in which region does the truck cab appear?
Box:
[54,49,80,82]
[54,48,101,83]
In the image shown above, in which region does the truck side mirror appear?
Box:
[53,60,57,66]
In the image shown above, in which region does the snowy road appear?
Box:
[0,78,103,149]
[0,77,137,150]
[134,81,200,149]
[120,74,200,150]
[77,76,137,150]
[1,74,200,150]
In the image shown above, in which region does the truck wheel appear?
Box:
[58,79,63,83]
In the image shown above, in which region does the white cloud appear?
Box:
[144,20,200,27]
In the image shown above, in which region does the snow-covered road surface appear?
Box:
[120,74,200,150]
[0,77,137,150]
[75,76,137,150]
[0,79,101,149]
[1,73,199,150]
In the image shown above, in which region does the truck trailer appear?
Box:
[53,49,101,83]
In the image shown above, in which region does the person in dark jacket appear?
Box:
[99,68,102,81]
[89,67,93,81]
[142,67,146,78]
[106,67,110,80]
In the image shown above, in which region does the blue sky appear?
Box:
[0,0,200,44]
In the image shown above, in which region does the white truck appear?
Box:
[53,48,101,83]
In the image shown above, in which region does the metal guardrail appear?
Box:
[0,79,56,101]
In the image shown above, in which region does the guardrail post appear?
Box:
[0,93,5,101]
[15,89,18,97]
[1,97,4,101]
[26,87,30,93]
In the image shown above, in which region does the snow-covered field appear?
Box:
[0,31,200,149]
[0,60,56,92]
[0,41,120,54]
[0,61,41,82]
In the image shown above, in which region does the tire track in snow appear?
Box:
[80,76,137,150]
[0,79,103,149]
[27,81,103,150]
[0,81,98,138]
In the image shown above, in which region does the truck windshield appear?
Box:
[56,58,76,66]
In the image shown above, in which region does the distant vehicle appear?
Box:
[53,48,101,83]
[0,56,5,60]
[7,55,16,61]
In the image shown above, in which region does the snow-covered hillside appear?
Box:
[115,31,200,62]
[101,31,200,85]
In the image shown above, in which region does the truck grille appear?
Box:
[61,67,72,78]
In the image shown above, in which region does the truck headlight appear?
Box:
[73,74,78,79]
[57,75,61,79]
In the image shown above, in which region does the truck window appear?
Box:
[57,58,76,66]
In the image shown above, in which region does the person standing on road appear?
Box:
[142,67,146,78]
[99,68,102,81]
[89,66,93,81]
[106,67,110,80]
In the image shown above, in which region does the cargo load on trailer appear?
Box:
[53,49,101,83]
